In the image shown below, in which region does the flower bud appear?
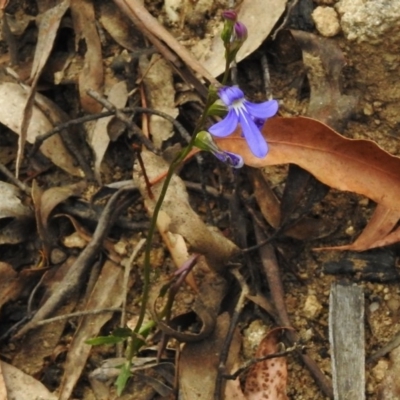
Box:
[222,10,237,21]
[234,21,248,42]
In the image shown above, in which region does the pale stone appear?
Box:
[312,6,341,37]
[303,294,323,319]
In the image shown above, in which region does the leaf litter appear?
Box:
[1,1,400,399]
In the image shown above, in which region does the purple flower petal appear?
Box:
[218,86,244,106]
[238,111,269,158]
[244,99,279,119]
[208,109,238,137]
[208,86,278,159]
[233,22,248,41]
[222,10,237,21]
[214,150,244,168]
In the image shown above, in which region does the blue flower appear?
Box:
[208,86,278,158]
[194,131,244,168]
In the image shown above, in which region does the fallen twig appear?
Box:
[31,107,191,157]
[224,343,303,380]
[35,308,122,327]
[87,89,161,155]
[112,0,218,98]
[0,162,31,195]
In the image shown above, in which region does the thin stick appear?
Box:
[31,107,191,157]
[0,162,31,195]
[368,329,400,363]
[87,89,161,155]
[35,308,122,326]
[224,344,302,380]
[14,186,135,338]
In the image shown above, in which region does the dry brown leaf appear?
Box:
[179,313,241,400]
[0,267,44,313]
[0,262,17,312]
[139,55,179,148]
[71,0,103,113]
[291,30,357,130]
[97,1,142,51]
[216,117,400,214]
[89,80,128,182]
[1,361,57,400]
[38,181,87,232]
[0,182,31,219]
[16,0,70,176]
[30,0,70,83]
[0,82,82,176]
[58,260,125,400]
[32,181,86,256]
[149,268,224,342]
[318,204,400,251]
[134,150,238,272]
[0,182,33,245]
[248,169,281,229]
[244,328,288,400]
[198,0,287,77]
[0,360,6,400]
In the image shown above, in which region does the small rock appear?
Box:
[50,248,67,264]
[336,0,400,44]
[62,232,87,249]
[312,6,341,37]
[372,360,389,382]
[303,294,323,319]
[363,103,374,116]
[387,297,400,312]
[114,241,127,256]
[242,320,268,359]
[369,302,380,313]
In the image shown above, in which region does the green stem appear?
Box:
[221,53,231,86]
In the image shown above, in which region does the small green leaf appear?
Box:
[207,101,227,117]
[85,335,126,346]
[112,327,133,338]
[116,362,131,395]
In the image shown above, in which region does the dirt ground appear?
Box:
[1,0,400,399]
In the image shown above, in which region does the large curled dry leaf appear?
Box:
[216,116,400,213]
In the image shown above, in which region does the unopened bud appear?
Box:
[222,10,237,21]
